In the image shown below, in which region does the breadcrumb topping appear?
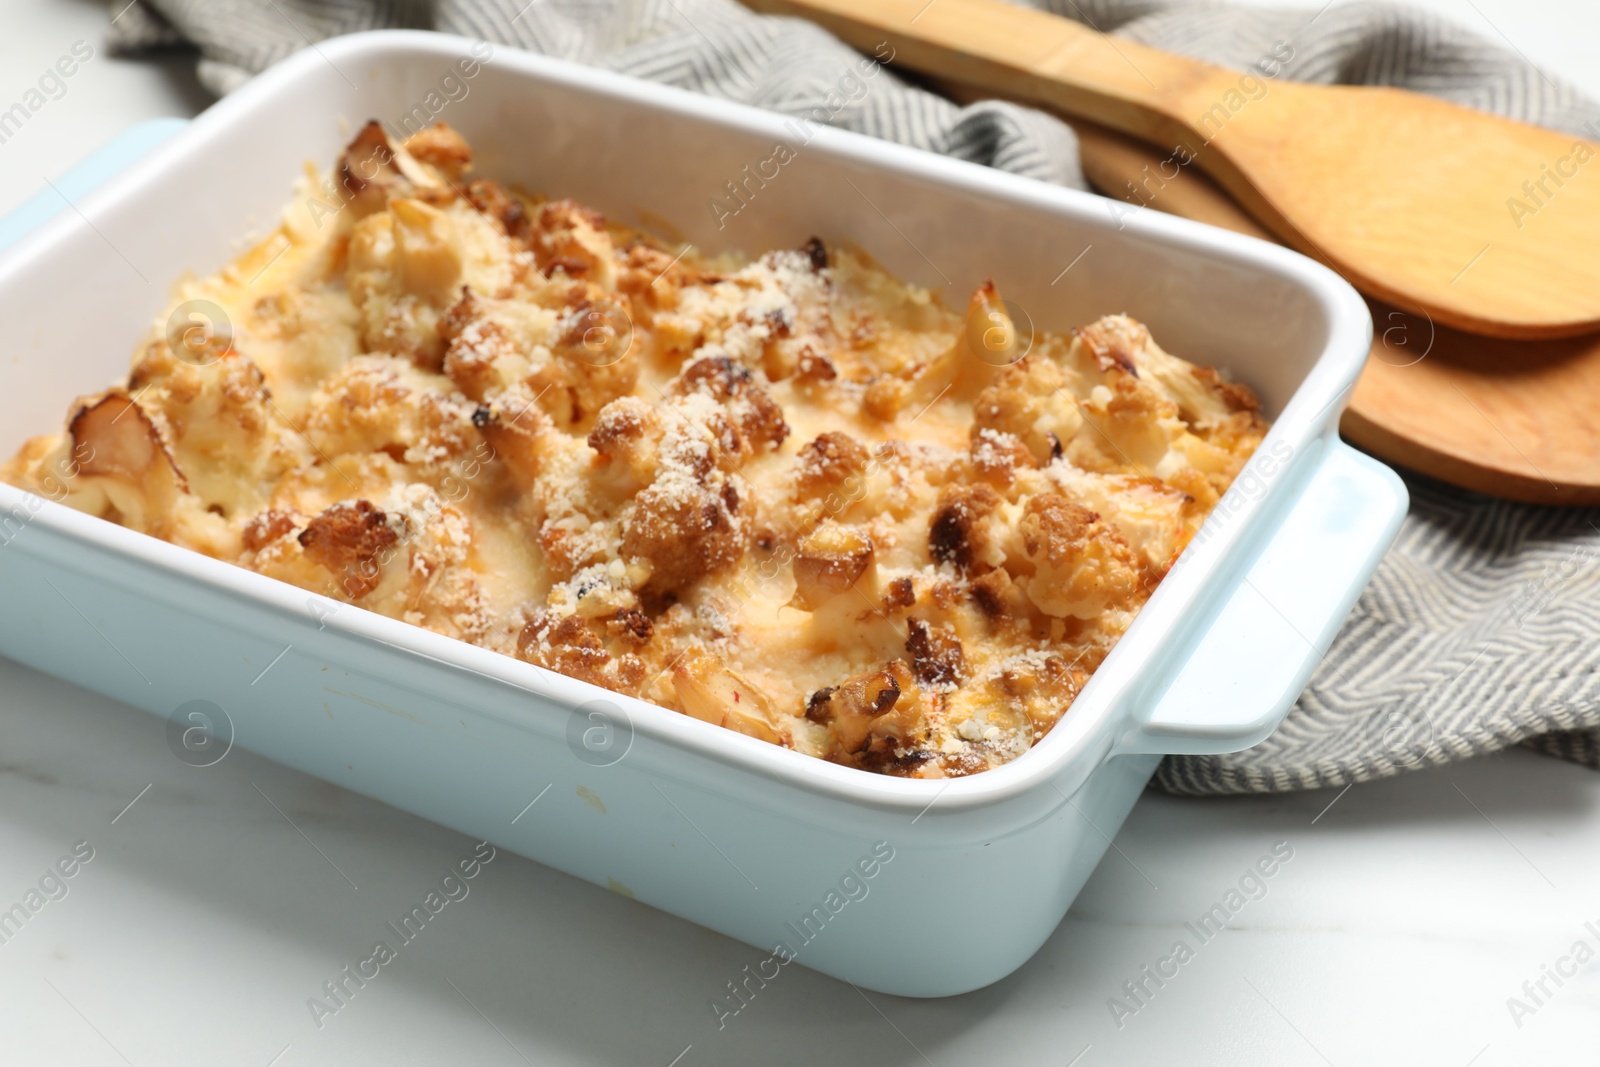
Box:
[1,122,1269,778]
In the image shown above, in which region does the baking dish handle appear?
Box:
[1115,440,1408,756]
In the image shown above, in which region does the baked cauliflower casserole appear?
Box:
[2,122,1269,778]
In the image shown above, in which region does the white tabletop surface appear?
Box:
[2,2,1598,1065]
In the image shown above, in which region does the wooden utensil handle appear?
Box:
[743,0,1232,145]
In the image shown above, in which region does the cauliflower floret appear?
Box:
[668,355,789,457]
[120,340,310,520]
[60,393,188,536]
[928,483,1007,573]
[804,659,937,776]
[1068,315,1267,489]
[1014,492,1140,619]
[300,355,478,478]
[790,521,876,611]
[293,498,403,599]
[528,199,617,290]
[971,355,1084,465]
[526,298,641,432]
[516,608,649,696]
[253,485,488,642]
[613,396,748,598]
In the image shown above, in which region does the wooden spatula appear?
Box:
[1074,119,1600,505]
[744,0,1600,341]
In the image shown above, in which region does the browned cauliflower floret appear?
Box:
[968,426,1037,489]
[862,376,909,422]
[790,522,875,611]
[586,396,661,495]
[436,286,638,433]
[805,660,936,776]
[669,355,789,457]
[301,356,477,478]
[296,499,402,599]
[259,487,487,641]
[470,398,612,584]
[1071,315,1145,379]
[589,392,749,598]
[521,612,611,688]
[471,396,554,492]
[947,648,1091,764]
[745,247,837,383]
[463,178,532,243]
[64,393,188,535]
[345,192,467,369]
[402,123,472,182]
[905,617,967,688]
[1069,315,1268,484]
[928,483,1004,573]
[337,121,425,219]
[1077,368,1181,472]
[615,242,721,323]
[622,465,743,598]
[969,566,1029,620]
[793,431,868,500]
[1015,493,1140,619]
[529,199,616,288]
[338,121,464,206]
[517,611,648,696]
[241,508,297,553]
[123,343,304,515]
[1073,313,1259,432]
[437,288,519,401]
[526,298,641,432]
[971,356,1083,466]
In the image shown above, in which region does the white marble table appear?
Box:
[3,2,1598,1064]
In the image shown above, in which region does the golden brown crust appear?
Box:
[806,659,922,765]
[2,121,1271,780]
[403,123,473,181]
[298,500,400,599]
[928,483,1001,573]
[671,356,789,455]
[242,509,296,553]
[1017,493,1140,619]
[463,178,531,242]
[794,431,868,498]
[905,617,966,688]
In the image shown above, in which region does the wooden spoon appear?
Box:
[1074,120,1600,505]
[745,0,1600,341]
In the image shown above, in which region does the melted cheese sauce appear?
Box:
[2,123,1269,778]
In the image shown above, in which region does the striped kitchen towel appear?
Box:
[107,0,1600,795]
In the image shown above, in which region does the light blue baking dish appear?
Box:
[0,33,1405,997]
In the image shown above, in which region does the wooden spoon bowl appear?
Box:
[746,0,1600,340]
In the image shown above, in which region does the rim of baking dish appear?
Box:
[0,31,1372,817]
